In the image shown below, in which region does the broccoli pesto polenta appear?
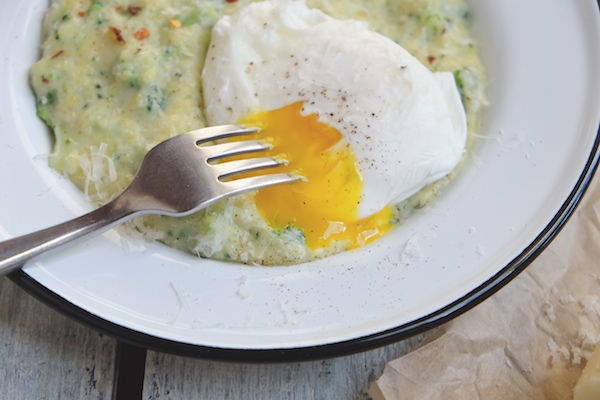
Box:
[31,0,486,266]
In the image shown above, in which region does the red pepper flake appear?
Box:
[41,76,50,84]
[129,6,142,15]
[114,5,123,11]
[78,11,86,17]
[225,0,237,3]
[134,28,150,40]
[110,26,126,43]
[51,50,64,59]
[427,55,436,64]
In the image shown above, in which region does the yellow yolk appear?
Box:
[238,102,394,250]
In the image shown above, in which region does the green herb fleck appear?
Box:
[145,85,166,112]
[453,70,466,102]
[181,11,201,26]
[36,106,52,126]
[44,90,57,105]
[90,1,108,25]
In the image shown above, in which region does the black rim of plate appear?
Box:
[8,121,600,363]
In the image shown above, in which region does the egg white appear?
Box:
[202,0,467,218]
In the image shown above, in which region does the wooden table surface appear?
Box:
[0,275,431,400]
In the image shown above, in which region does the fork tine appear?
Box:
[186,124,259,144]
[221,173,299,194]
[206,140,270,161]
[213,157,283,180]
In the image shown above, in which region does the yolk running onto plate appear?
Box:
[238,102,394,250]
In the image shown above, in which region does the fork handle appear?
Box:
[0,200,136,276]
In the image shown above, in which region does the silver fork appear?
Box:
[0,124,298,275]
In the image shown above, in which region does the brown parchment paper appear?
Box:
[368,175,600,400]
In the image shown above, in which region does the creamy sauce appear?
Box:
[31,0,486,265]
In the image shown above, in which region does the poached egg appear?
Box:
[202,0,467,251]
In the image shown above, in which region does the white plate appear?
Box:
[1,0,599,360]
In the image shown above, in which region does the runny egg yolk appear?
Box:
[238,102,394,250]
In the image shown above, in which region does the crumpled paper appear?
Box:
[368,175,600,400]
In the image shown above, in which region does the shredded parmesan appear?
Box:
[167,280,189,325]
[400,234,423,265]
